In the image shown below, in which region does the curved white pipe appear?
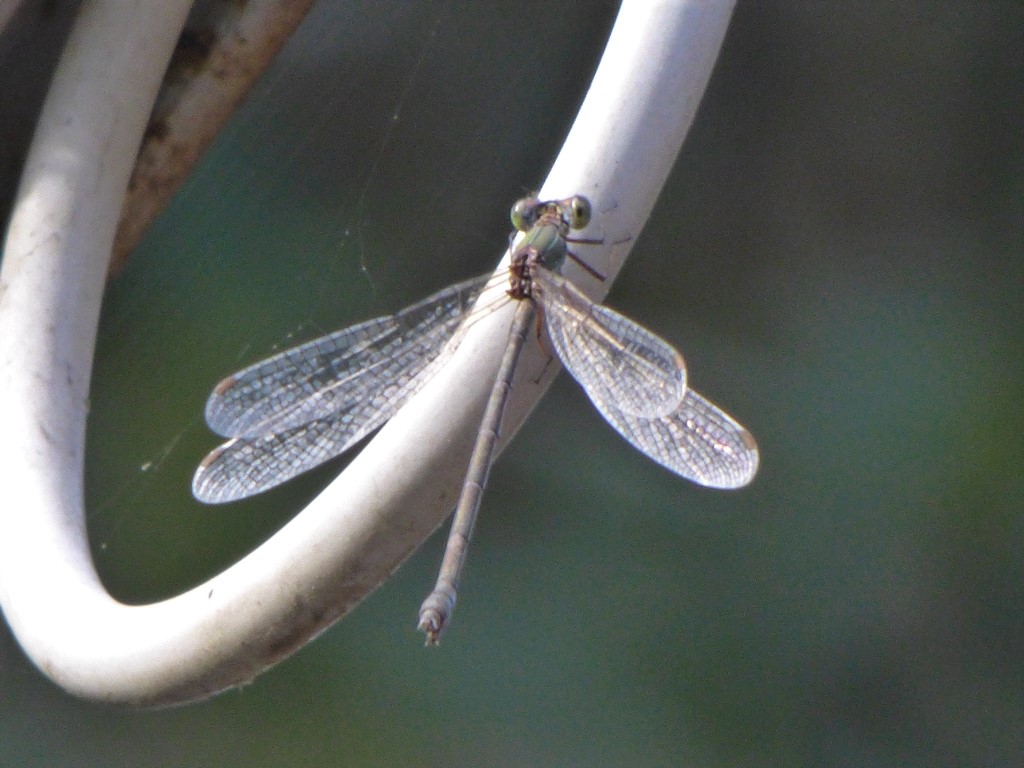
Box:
[0,0,735,705]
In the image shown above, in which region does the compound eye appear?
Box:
[568,195,592,229]
[511,197,540,232]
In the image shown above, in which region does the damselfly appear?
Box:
[193,195,759,642]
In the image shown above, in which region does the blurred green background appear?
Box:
[2,1,1023,766]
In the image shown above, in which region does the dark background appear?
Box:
[2,2,1022,766]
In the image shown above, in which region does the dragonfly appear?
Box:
[192,195,759,643]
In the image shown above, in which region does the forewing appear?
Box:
[534,268,686,418]
[593,388,759,489]
[205,274,490,438]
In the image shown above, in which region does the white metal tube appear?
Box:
[0,0,734,705]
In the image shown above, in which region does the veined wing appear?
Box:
[194,410,390,504]
[193,273,496,503]
[533,267,686,419]
[205,274,491,438]
[594,388,759,489]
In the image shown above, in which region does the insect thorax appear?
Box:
[507,221,568,301]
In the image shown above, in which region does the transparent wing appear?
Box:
[533,267,686,418]
[593,388,759,489]
[193,273,496,503]
[194,409,392,504]
[205,274,491,438]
